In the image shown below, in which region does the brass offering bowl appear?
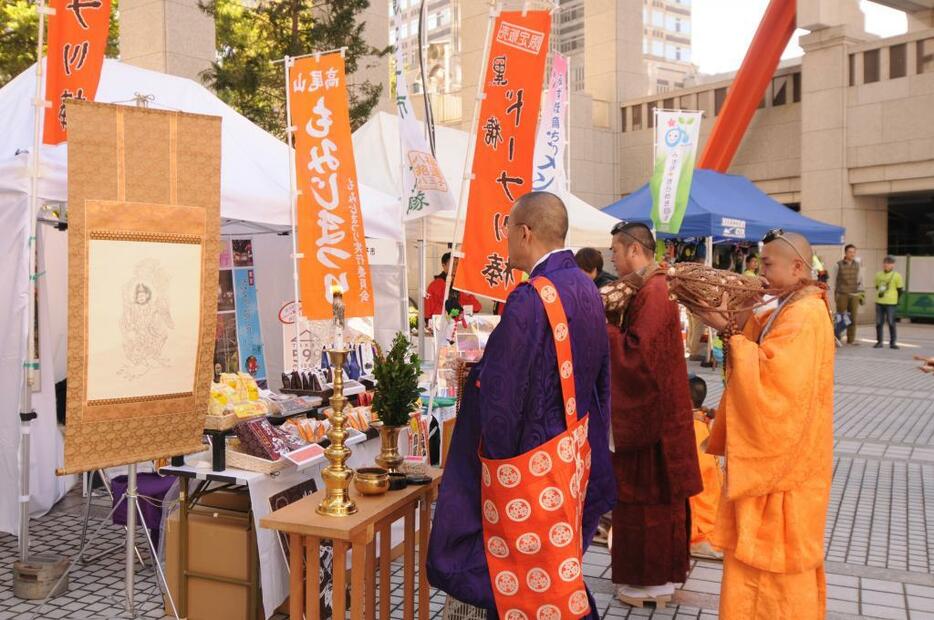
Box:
[354,467,390,496]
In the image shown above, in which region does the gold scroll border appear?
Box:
[61,102,221,475]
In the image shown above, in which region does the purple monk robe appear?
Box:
[427,250,616,616]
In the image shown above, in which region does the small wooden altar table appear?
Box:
[261,468,442,620]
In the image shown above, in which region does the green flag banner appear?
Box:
[650,110,702,235]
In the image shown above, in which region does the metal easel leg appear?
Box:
[77,469,146,568]
[124,464,137,617]
[134,497,179,620]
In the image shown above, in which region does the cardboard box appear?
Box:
[164,488,262,620]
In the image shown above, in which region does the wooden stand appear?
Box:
[260,468,442,620]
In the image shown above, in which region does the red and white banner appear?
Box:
[289,53,374,321]
[43,0,111,144]
[454,11,551,302]
[532,53,568,194]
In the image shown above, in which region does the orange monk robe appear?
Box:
[707,288,835,620]
[689,412,721,549]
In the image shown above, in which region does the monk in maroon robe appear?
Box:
[605,222,702,607]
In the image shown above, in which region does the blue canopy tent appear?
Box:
[604,169,846,245]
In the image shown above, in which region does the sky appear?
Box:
[692,1,908,75]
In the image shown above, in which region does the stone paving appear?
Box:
[0,324,931,619]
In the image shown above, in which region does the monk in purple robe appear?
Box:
[427,192,616,618]
[606,222,702,607]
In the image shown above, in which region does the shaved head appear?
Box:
[761,231,813,289]
[511,191,569,246]
[506,192,568,273]
[612,223,656,257]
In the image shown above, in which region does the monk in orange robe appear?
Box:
[687,376,722,560]
[696,231,834,619]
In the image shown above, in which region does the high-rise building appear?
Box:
[389,0,695,102]
[640,0,696,93]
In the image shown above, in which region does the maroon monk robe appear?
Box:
[608,272,703,586]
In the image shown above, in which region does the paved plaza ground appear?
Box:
[0,324,932,619]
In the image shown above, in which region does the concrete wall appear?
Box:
[120,0,216,83]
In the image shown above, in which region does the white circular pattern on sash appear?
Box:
[526,567,551,593]
[540,285,557,304]
[537,604,561,620]
[569,474,579,499]
[496,464,521,488]
[549,522,574,547]
[560,360,573,379]
[585,451,592,470]
[539,487,564,511]
[529,451,552,476]
[557,437,575,463]
[574,424,587,447]
[481,463,491,487]
[515,532,542,555]
[565,397,576,416]
[558,558,582,582]
[483,500,499,524]
[554,323,569,342]
[505,499,532,522]
[487,536,509,559]
[494,571,519,596]
[568,590,589,615]
[504,610,528,620]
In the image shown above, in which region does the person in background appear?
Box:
[687,375,723,561]
[874,256,904,350]
[696,230,834,619]
[743,255,759,277]
[425,252,481,323]
[575,247,617,288]
[605,222,701,608]
[832,244,864,345]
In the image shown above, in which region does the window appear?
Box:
[632,104,643,131]
[681,19,691,34]
[792,72,801,102]
[652,11,664,27]
[864,49,880,84]
[681,48,691,62]
[400,23,408,38]
[666,15,677,31]
[849,53,856,86]
[572,64,585,91]
[647,101,657,128]
[890,43,907,79]
[714,87,727,116]
[918,38,934,74]
[652,40,664,57]
[621,108,628,133]
[772,76,787,106]
[663,97,675,109]
[665,44,677,61]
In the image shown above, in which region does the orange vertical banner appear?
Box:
[43,0,111,145]
[290,53,374,320]
[454,11,551,302]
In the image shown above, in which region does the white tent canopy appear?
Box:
[0,59,403,239]
[0,60,407,536]
[352,111,620,247]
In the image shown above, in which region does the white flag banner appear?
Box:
[531,53,569,194]
[393,2,456,220]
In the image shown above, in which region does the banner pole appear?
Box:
[19,0,51,564]
[283,56,302,370]
[565,61,571,193]
[416,0,431,360]
[425,2,499,418]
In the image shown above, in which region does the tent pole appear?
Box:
[19,0,51,564]
[283,56,302,371]
[425,2,499,418]
[706,236,714,364]
[418,221,427,360]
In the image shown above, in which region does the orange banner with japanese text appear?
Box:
[43,0,111,144]
[290,53,374,320]
[454,11,551,302]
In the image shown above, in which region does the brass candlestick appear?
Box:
[317,348,357,517]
